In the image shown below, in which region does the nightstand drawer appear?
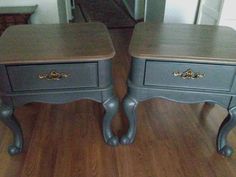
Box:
[144,61,235,91]
[7,63,98,91]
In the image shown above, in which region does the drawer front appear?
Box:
[7,63,98,91]
[144,61,235,91]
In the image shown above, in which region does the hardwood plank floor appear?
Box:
[0,28,236,177]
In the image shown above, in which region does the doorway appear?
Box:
[75,0,136,28]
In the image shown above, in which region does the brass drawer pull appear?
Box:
[173,69,205,80]
[38,71,70,81]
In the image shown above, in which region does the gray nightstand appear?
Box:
[121,22,236,157]
[0,22,119,155]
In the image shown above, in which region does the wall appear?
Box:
[219,0,236,30]
[144,0,166,22]
[164,0,199,23]
[145,0,199,24]
[0,0,62,24]
[197,0,224,25]
[58,0,68,23]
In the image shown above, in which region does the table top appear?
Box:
[0,22,115,64]
[129,22,236,64]
[0,5,37,15]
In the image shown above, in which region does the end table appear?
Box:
[121,22,236,157]
[0,22,119,155]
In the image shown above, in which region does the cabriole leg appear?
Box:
[217,107,236,157]
[0,102,23,155]
[103,96,119,146]
[120,95,138,145]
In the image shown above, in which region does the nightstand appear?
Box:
[121,22,236,157]
[0,22,119,155]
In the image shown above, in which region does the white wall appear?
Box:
[0,0,62,24]
[219,0,236,30]
[145,0,199,24]
[197,0,224,25]
[164,0,199,24]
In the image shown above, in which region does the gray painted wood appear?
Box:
[7,63,98,91]
[144,61,235,91]
[123,23,236,157]
[98,60,112,88]
[0,23,118,155]
[0,100,23,155]
[120,95,138,145]
[127,79,231,107]
[0,60,119,155]
[122,57,236,157]
[9,86,112,107]
[130,58,146,85]
[0,65,12,94]
[217,107,236,157]
[103,96,119,146]
[229,77,236,94]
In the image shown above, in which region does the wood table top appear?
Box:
[0,5,37,14]
[129,22,236,64]
[0,22,115,64]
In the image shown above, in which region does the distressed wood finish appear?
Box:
[123,22,236,157]
[0,22,115,64]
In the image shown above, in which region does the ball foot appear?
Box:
[218,145,234,157]
[8,145,22,156]
[106,136,119,146]
[120,135,134,145]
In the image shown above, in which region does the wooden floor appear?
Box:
[1,29,236,177]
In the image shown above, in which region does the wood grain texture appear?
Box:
[0,22,115,64]
[129,22,236,64]
[0,29,236,177]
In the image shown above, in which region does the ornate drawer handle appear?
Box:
[173,69,205,80]
[38,71,70,81]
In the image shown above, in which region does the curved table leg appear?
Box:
[0,103,23,155]
[217,107,236,157]
[103,96,119,146]
[120,95,138,145]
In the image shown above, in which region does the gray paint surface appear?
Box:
[122,57,236,157]
[144,61,235,91]
[0,60,119,155]
[7,63,98,91]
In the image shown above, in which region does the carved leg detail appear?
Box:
[217,107,236,157]
[103,96,119,146]
[0,103,23,155]
[120,95,138,145]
